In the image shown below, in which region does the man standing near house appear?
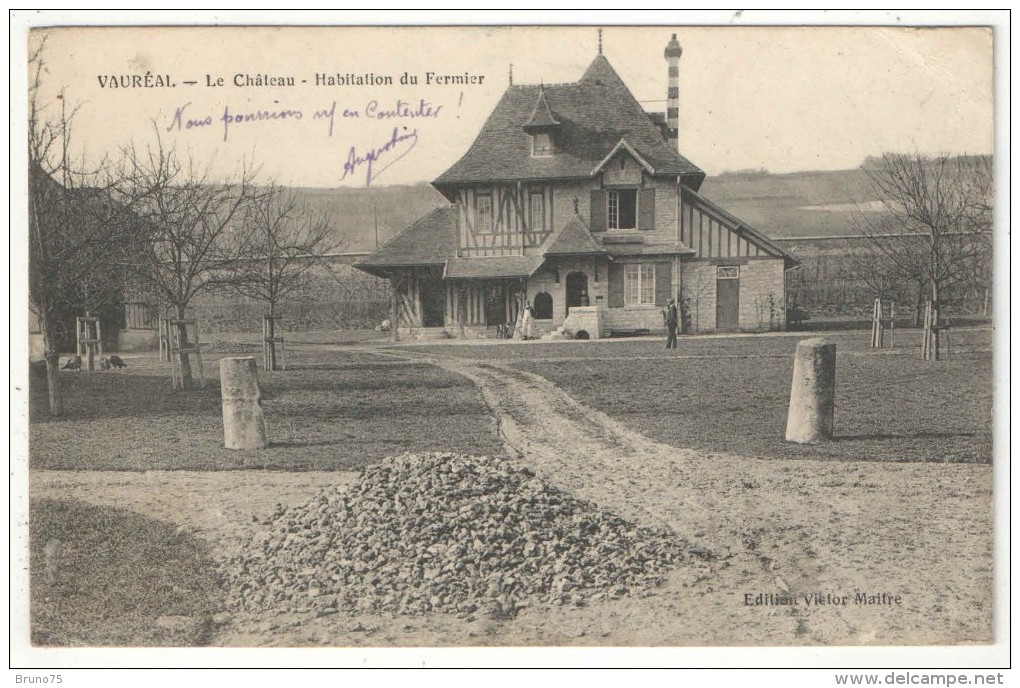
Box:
[664,297,679,349]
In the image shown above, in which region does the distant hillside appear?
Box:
[698,168,883,239]
[290,161,987,252]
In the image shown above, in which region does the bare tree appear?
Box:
[225,184,341,369]
[28,37,138,415]
[854,152,992,359]
[116,128,259,388]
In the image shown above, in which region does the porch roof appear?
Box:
[354,206,458,277]
[443,255,546,279]
[543,215,608,257]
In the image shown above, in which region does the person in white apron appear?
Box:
[521,300,535,340]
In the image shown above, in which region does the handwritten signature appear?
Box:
[339,126,419,187]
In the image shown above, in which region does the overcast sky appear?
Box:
[27,24,993,188]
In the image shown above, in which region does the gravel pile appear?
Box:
[219,452,693,618]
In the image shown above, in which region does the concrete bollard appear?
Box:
[785,338,836,443]
[220,356,269,450]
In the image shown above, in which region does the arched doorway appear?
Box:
[533,291,553,320]
[565,272,589,314]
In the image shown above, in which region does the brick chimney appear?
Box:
[664,33,683,152]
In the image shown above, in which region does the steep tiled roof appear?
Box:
[354,206,458,275]
[444,255,546,279]
[434,55,704,188]
[544,215,607,256]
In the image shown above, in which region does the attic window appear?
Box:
[532,132,554,157]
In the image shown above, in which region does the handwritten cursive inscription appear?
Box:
[165,97,444,142]
[220,104,303,142]
[339,126,419,187]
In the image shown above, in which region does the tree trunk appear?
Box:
[930,282,941,362]
[42,319,63,416]
[266,306,278,371]
[914,283,925,327]
[176,304,195,390]
[45,350,62,416]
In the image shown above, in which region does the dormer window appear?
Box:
[532,132,554,157]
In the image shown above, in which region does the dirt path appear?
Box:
[378,349,994,646]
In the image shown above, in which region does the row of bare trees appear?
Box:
[850,152,993,358]
[852,153,993,310]
[786,152,992,336]
[29,41,340,413]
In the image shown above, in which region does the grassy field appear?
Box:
[30,498,221,646]
[29,350,503,471]
[515,349,993,464]
[409,328,994,464]
[30,329,994,471]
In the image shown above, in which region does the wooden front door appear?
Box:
[565,272,589,314]
[716,266,740,331]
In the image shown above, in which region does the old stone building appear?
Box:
[356,35,797,339]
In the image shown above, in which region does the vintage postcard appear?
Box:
[12,12,1006,670]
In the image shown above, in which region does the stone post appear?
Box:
[220,356,269,449]
[785,338,836,443]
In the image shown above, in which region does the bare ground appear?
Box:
[29,348,993,647]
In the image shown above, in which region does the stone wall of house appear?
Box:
[525,256,610,326]
[679,257,787,333]
[738,258,787,331]
[652,177,682,245]
[679,260,718,333]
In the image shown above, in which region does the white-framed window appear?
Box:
[717,265,740,279]
[624,263,656,306]
[529,191,545,232]
[608,189,637,229]
[475,193,494,233]
[532,132,554,157]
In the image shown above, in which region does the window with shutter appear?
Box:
[639,188,655,230]
[607,261,624,308]
[590,190,607,231]
[655,260,672,306]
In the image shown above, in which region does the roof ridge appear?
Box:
[509,81,574,89]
